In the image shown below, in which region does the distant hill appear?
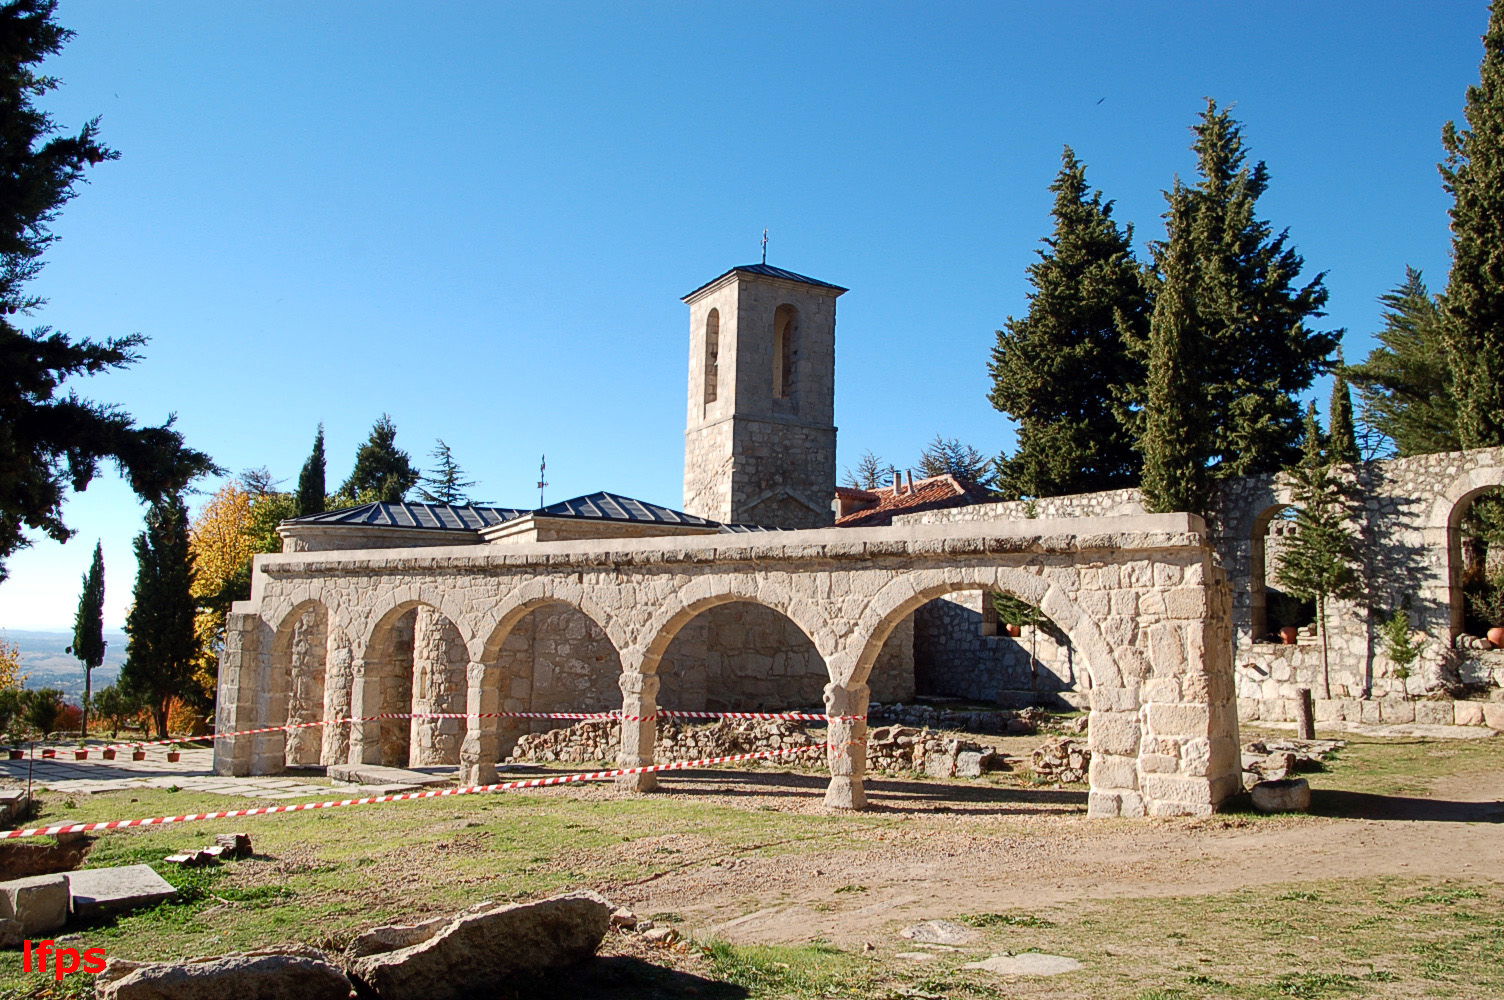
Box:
[1,629,125,703]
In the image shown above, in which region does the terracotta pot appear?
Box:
[102,749,116,760]
[1005,624,1022,637]
[1279,626,1299,645]
[73,750,88,760]
[7,749,21,760]
[40,748,55,758]
[1488,626,1504,649]
[166,751,181,763]
[131,750,146,761]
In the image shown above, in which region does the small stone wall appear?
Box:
[913,593,1079,707]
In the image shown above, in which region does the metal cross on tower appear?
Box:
[761,228,768,264]
[536,454,548,508]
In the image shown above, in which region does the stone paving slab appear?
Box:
[66,864,176,919]
[327,763,451,787]
[1258,719,1497,740]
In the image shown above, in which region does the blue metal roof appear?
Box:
[284,493,783,534]
[682,263,848,301]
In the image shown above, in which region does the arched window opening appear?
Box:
[703,308,720,405]
[1454,487,1504,638]
[772,304,797,400]
[658,601,825,713]
[1250,505,1316,643]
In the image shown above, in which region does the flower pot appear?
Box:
[1005,624,1022,637]
[166,751,181,763]
[41,749,55,758]
[102,749,116,760]
[1279,626,1299,645]
[131,750,146,761]
[1488,626,1504,649]
[6,749,21,760]
[73,750,88,760]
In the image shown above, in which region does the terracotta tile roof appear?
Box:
[834,475,993,528]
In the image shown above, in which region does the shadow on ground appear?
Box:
[521,955,748,1000]
[1311,789,1504,823]
[653,768,1088,815]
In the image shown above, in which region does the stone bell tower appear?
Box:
[682,263,845,529]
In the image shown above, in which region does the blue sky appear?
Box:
[0,1,1489,630]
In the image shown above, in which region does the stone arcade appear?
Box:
[213,263,1248,817]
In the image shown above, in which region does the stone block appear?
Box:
[1087,754,1138,790]
[1251,778,1312,813]
[1146,703,1210,736]
[1164,588,1207,620]
[1237,698,1260,721]
[97,946,349,1000]
[1360,700,1383,724]
[1138,752,1178,774]
[954,751,984,778]
[66,865,177,920]
[1380,699,1415,723]
[1142,678,1180,703]
[1089,713,1140,756]
[1453,701,1484,727]
[1180,738,1212,776]
[0,874,68,935]
[1414,702,1455,726]
[1141,773,1216,807]
[1483,703,1504,731]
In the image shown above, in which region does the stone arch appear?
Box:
[773,303,798,400]
[636,578,832,677]
[458,591,625,782]
[904,585,1073,708]
[356,598,467,767]
[1248,499,1312,642]
[848,567,1117,692]
[266,599,328,768]
[703,307,720,405]
[1427,462,1504,638]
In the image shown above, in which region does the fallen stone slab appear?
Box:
[0,873,68,936]
[327,764,450,787]
[899,919,976,945]
[345,914,450,959]
[346,890,611,1000]
[98,945,350,1000]
[0,788,26,824]
[963,952,1083,976]
[895,951,937,962]
[1251,778,1312,813]
[67,864,177,920]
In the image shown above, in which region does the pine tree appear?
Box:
[990,147,1147,500]
[417,439,480,505]
[1138,193,1208,514]
[68,540,105,738]
[1276,406,1365,699]
[295,424,326,516]
[1131,100,1337,507]
[842,451,888,490]
[341,414,417,503]
[1345,269,1457,457]
[1327,353,1360,465]
[914,436,996,487]
[1441,0,1504,449]
[0,0,215,580]
[120,494,198,738]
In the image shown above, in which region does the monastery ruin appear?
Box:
[213,263,1504,817]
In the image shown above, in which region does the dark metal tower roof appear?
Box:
[682,263,847,301]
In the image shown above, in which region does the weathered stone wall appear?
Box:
[217,514,1239,818]
[896,488,1146,525]
[282,604,326,766]
[498,604,622,729]
[912,593,1078,707]
[409,606,468,765]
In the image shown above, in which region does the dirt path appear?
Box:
[609,766,1504,946]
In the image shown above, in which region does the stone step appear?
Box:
[66,864,177,919]
[327,764,451,787]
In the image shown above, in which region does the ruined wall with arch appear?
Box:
[216,515,1239,818]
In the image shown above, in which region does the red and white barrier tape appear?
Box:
[80,710,864,756]
[0,743,831,840]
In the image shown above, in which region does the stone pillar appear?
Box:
[822,681,869,810]
[408,607,465,767]
[321,635,353,765]
[213,612,264,776]
[459,661,499,786]
[283,607,326,767]
[616,670,659,792]
[348,659,383,764]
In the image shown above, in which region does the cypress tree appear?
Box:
[1132,100,1336,505]
[341,414,417,503]
[1441,0,1504,449]
[295,424,326,516]
[1277,406,1364,699]
[1345,269,1458,457]
[1327,355,1360,465]
[1139,190,1207,515]
[69,540,105,738]
[120,495,197,738]
[990,147,1146,499]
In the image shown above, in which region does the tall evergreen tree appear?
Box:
[1327,353,1360,465]
[1139,194,1208,514]
[914,436,996,487]
[341,414,417,503]
[295,424,326,516]
[68,539,104,738]
[1276,405,1365,699]
[0,0,215,580]
[990,147,1147,499]
[120,494,197,738]
[1131,100,1337,510]
[1441,0,1504,449]
[417,439,480,505]
[1345,269,1457,457]
[842,450,888,490]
